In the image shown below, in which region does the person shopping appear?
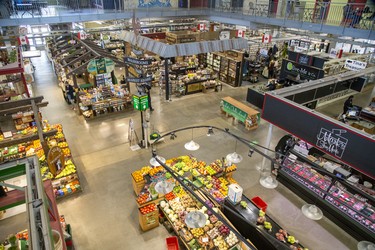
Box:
[343,95,354,114]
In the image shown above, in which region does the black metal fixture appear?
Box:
[248,148,255,157]
[170,132,177,140]
[207,126,214,136]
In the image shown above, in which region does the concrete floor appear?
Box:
[1,50,370,250]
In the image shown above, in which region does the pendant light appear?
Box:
[185,211,206,228]
[226,140,243,164]
[259,175,278,189]
[301,204,323,220]
[357,241,375,250]
[154,180,175,195]
[185,129,200,151]
[149,155,166,167]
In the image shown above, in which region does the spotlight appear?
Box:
[152,148,157,157]
[225,128,229,132]
[248,149,254,157]
[170,132,177,140]
[207,127,214,136]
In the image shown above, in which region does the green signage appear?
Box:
[222,100,248,123]
[133,95,149,111]
[86,58,115,75]
[96,58,106,74]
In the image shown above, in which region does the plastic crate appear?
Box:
[251,196,267,212]
[166,236,179,250]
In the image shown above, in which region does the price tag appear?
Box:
[202,237,209,243]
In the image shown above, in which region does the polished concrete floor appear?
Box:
[1,50,372,250]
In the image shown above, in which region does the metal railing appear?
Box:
[0,0,374,31]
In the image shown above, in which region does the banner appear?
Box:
[198,23,206,31]
[262,34,271,43]
[236,30,245,38]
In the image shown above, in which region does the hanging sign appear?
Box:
[219,31,230,40]
[344,59,367,71]
[126,76,152,83]
[125,57,152,65]
[78,31,87,40]
[87,58,115,75]
[133,94,149,111]
[47,146,65,177]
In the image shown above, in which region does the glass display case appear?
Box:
[279,152,375,241]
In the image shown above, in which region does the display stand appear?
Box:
[221,97,260,130]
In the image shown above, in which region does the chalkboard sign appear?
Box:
[262,94,375,178]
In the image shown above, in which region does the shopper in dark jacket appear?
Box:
[343,95,353,114]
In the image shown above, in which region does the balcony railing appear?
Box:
[0,0,374,31]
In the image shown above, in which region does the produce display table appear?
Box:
[223,195,305,249]
[221,97,260,131]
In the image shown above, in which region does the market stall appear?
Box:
[132,154,307,250]
[0,97,81,199]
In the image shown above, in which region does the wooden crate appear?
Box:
[138,206,159,231]
[132,175,145,195]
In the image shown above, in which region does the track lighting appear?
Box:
[170,132,177,140]
[207,127,214,136]
[248,149,254,157]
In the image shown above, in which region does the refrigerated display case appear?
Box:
[278,151,375,242]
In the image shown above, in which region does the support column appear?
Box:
[165,58,170,101]
[260,124,273,172]
[31,100,49,156]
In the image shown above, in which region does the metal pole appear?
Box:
[140,110,145,147]
[165,58,170,101]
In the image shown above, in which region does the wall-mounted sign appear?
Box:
[133,94,149,111]
[47,146,65,177]
[344,59,367,71]
[87,58,115,75]
[262,94,375,178]
[219,31,230,40]
[316,128,348,158]
[125,57,152,65]
[126,76,152,83]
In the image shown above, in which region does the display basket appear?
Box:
[251,196,267,212]
[166,236,179,250]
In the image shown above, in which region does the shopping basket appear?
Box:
[166,236,179,250]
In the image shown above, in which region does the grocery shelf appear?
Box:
[0,129,57,148]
